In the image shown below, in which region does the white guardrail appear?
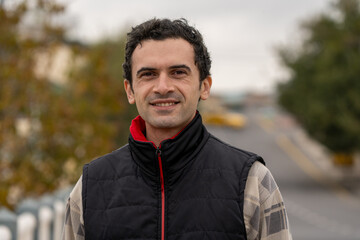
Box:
[0,187,72,240]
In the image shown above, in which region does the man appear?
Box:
[62,18,292,240]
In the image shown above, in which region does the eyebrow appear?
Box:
[169,64,191,72]
[136,67,156,77]
[136,65,192,77]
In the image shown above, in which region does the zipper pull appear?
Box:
[156,147,164,186]
[156,147,162,157]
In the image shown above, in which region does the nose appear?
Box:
[153,73,174,95]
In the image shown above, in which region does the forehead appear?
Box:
[131,38,196,69]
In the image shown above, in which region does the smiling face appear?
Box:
[124,38,211,143]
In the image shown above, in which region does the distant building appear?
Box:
[243,92,275,108]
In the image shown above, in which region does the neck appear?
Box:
[145,125,181,147]
[144,112,198,147]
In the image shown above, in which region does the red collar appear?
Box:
[129,113,198,144]
[129,115,148,142]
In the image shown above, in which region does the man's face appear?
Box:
[124,38,211,135]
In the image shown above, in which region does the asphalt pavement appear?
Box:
[205,106,360,240]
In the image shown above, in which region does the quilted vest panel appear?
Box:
[83,136,263,240]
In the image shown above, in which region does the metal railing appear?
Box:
[0,187,72,240]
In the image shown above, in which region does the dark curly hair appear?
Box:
[122,18,211,88]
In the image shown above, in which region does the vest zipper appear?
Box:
[156,147,165,240]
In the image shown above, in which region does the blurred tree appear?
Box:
[277,0,360,164]
[0,0,66,209]
[64,37,137,182]
[0,0,135,208]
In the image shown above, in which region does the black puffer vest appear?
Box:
[82,113,264,240]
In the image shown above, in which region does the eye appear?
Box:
[140,71,156,78]
[172,69,187,77]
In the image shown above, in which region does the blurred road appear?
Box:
[206,106,360,240]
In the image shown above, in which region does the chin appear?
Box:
[150,117,182,129]
[153,121,179,129]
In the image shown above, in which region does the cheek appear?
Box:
[177,81,198,95]
[188,84,202,98]
[133,87,150,103]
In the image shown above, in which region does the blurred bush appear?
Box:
[0,0,136,208]
[276,0,360,157]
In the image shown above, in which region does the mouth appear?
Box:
[150,99,180,108]
[152,102,177,107]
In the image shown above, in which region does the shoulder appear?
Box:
[206,134,265,164]
[246,161,278,202]
[83,144,134,181]
[69,175,83,202]
[86,144,131,168]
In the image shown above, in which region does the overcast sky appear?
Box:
[62,0,331,93]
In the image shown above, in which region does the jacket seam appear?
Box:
[185,168,242,174]
[85,204,158,211]
[169,197,239,203]
[168,230,242,236]
[86,174,143,181]
[103,237,156,240]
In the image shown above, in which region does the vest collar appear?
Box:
[128,111,209,183]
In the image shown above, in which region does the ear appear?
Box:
[124,80,135,104]
[200,76,212,100]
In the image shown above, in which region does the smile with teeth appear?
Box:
[153,102,177,107]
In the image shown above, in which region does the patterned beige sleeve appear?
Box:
[61,176,85,240]
[244,161,292,240]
